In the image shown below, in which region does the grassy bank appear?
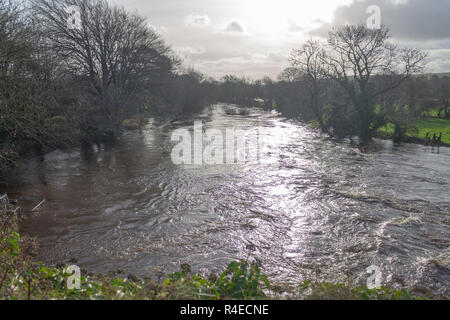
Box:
[1,206,435,300]
[377,118,450,146]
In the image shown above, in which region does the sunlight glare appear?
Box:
[240,0,351,37]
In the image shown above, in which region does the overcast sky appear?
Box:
[112,0,450,79]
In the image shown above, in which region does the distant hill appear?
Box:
[376,73,450,79]
[419,72,450,78]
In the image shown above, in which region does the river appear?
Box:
[2,104,449,296]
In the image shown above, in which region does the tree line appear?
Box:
[1,0,449,175]
[209,25,449,145]
[0,0,210,175]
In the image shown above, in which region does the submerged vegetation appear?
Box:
[377,118,450,146]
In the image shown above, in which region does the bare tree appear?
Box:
[290,40,330,134]
[277,67,303,83]
[32,0,175,138]
[377,76,416,142]
[323,24,427,141]
[1,0,65,173]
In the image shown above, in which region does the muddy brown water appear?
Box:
[2,104,449,296]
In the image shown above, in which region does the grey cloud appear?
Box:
[194,56,284,80]
[288,20,304,32]
[185,14,211,27]
[310,0,450,41]
[111,0,450,77]
[110,0,298,78]
[309,22,333,38]
[226,21,244,33]
[426,49,450,74]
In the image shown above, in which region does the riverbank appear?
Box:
[307,117,450,147]
[377,118,450,147]
[0,198,435,300]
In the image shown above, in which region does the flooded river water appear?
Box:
[2,104,449,296]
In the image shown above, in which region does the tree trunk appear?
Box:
[393,122,403,143]
[357,104,372,143]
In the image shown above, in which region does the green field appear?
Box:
[378,118,450,145]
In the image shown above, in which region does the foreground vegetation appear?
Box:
[1,205,435,300]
